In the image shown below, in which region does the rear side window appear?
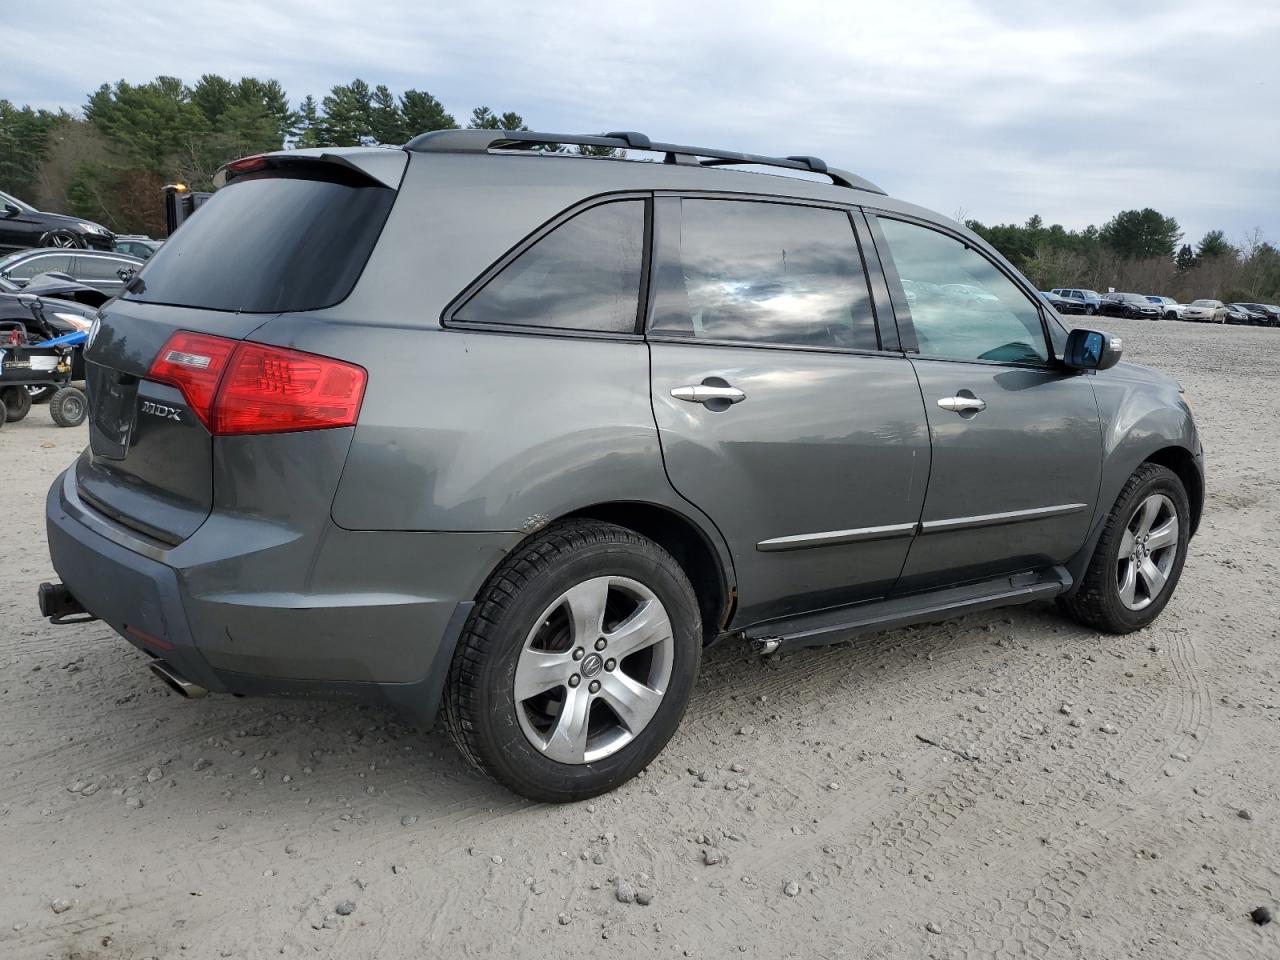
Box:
[6,253,73,281]
[453,200,645,334]
[125,169,396,313]
[648,199,879,350]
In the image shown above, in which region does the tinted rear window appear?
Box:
[124,169,396,313]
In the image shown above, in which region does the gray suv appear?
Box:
[39,130,1203,802]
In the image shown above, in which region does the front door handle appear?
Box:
[937,395,987,414]
[672,384,746,405]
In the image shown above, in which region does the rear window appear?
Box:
[124,169,396,313]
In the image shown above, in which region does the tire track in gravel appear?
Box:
[941,624,1216,959]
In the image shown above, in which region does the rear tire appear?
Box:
[1060,463,1190,634]
[444,520,702,802]
[49,386,87,427]
[1,386,32,423]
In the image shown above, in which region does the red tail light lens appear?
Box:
[213,342,367,435]
[147,332,237,426]
[148,332,366,436]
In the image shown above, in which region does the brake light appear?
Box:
[148,332,366,435]
[148,332,237,426]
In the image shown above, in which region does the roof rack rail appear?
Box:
[404,129,886,195]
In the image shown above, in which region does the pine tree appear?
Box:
[1175,244,1195,273]
[400,90,455,136]
[370,84,406,145]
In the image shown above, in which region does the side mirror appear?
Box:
[1063,328,1122,371]
[1,203,17,218]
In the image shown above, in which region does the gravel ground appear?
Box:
[2,317,1278,960]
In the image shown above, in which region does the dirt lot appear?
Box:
[2,316,1278,960]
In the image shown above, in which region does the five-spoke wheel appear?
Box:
[445,521,701,802]
[514,576,674,764]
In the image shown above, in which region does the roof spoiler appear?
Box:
[404,129,886,195]
[213,148,407,190]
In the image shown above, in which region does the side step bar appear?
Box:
[745,567,1071,653]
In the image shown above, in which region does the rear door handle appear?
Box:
[937,395,987,414]
[672,384,746,404]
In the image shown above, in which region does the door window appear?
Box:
[453,200,645,334]
[6,253,73,281]
[877,217,1049,364]
[74,255,130,282]
[649,199,879,350]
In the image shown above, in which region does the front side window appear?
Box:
[648,199,879,350]
[878,217,1047,364]
[454,200,644,334]
[75,255,129,281]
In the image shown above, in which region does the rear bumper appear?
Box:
[45,467,519,726]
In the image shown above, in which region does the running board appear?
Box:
[744,567,1072,652]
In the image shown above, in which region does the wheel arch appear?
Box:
[1143,445,1203,537]
[561,500,736,643]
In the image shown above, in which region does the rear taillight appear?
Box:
[148,332,237,426]
[148,332,366,436]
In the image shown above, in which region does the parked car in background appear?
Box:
[0,191,114,252]
[1226,303,1265,325]
[1041,290,1084,314]
[0,248,143,297]
[1145,295,1184,320]
[39,129,1203,802]
[1230,303,1280,327]
[1050,288,1102,315]
[1182,299,1227,323]
[1100,292,1161,319]
[113,236,164,260]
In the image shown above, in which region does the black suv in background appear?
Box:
[0,191,114,252]
[1100,292,1161,319]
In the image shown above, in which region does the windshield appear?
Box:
[1191,300,1217,307]
[0,190,36,214]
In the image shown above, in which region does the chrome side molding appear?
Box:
[756,522,917,552]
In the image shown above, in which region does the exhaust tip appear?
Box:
[148,660,208,699]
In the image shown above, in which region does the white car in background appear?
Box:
[1145,295,1184,320]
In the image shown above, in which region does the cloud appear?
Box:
[8,0,1279,244]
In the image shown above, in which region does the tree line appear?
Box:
[965,208,1280,305]
[1,74,1277,303]
[0,76,534,237]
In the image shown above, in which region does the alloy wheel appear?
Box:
[513,576,674,765]
[1116,493,1179,611]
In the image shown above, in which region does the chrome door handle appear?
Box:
[672,384,746,404]
[937,395,987,413]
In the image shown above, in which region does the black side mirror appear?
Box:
[1,203,17,218]
[1063,328,1122,371]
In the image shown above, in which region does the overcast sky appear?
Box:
[8,0,1278,246]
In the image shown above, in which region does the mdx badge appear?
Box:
[140,400,182,422]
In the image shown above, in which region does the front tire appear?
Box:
[444,520,702,802]
[39,231,85,249]
[1061,463,1190,633]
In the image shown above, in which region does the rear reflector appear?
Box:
[148,332,366,435]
